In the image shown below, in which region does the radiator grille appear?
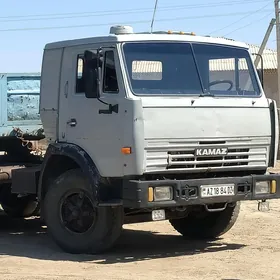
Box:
[145,138,269,173]
[168,148,250,169]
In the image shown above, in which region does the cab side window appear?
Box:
[103,51,119,93]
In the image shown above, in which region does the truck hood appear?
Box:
[141,96,271,139]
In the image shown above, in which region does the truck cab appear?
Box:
[40,26,278,178]
[10,25,280,254]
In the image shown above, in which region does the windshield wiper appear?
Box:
[199,92,215,97]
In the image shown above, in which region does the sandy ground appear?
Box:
[0,200,279,280]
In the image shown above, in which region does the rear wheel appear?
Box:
[169,202,240,239]
[0,184,39,218]
[44,169,123,254]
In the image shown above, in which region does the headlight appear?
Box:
[154,186,173,201]
[255,181,270,194]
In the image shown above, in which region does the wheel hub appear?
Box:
[60,191,96,234]
[72,209,79,218]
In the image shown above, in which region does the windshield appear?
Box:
[122,42,261,97]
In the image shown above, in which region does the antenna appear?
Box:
[150,0,159,33]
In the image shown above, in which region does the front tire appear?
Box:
[44,169,123,254]
[169,202,240,239]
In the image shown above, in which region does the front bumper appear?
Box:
[123,174,280,208]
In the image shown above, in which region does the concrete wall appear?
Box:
[261,71,280,161]
[263,71,278,102]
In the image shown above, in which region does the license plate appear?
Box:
[200,184,235,198]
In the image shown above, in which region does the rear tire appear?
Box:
[0,184,39,218]
[31,203,41,216]
[1,199,39,218]
[169,202,240,239]
[44,168,123,254]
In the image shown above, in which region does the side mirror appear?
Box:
[83,50,99,98]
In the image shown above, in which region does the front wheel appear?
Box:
[44,169,123,254]
[169,202,240,239]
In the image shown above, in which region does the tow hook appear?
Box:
[205,203,228,212]
[258,199,270,212]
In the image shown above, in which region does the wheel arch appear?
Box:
[38,143,101,203]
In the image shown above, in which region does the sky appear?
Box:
[0,0,277,73]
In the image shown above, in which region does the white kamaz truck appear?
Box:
[1,25,280,254]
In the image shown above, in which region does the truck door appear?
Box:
[58,45,124,177]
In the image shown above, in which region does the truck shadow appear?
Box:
[0,216,246,264]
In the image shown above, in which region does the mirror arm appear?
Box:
[252,53,264,88]
[96,47,119,114]
[99,104,119,114]
[96,47,102,97]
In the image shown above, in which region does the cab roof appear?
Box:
[45,27,248,50]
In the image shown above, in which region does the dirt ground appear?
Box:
[0,200,279,280]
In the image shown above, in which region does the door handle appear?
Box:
[67,118,77,127]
